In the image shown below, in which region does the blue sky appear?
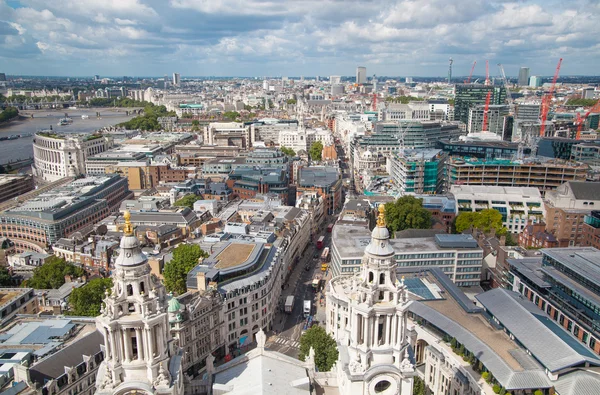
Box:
[0,0,599,77]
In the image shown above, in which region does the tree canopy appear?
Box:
[88,97,149,107]
[173,194,201,209]
[223,111,240,121]
[25,257,85,289]
[384,196,432,235]
[413,377,425,395]
[163,244,209,294]
[118,104,175,131]
[298,325,339,372]
[309,141,324,161]
[280,146,296,157]
[0,107,19,123]
[567,98,598,107]
[0,266,12,286]
[68,277,112,316]
[454,209,507,235]
[286,98,297,105]
[385,96,425,104]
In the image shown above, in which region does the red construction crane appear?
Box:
[575,98,600,139]
[372,92,377,111]
[539,58,563,137]
[465,61,476,84]
[482,91,492,132]
[484,60,490,86]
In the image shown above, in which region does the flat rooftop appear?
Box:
[450,185,542,198]
[214,243,256,269]
[0,290,26,309]
[298,167,339,187]
[541,247,600,288]
[0,174,30,187]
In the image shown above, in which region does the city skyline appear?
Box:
[1,0,599,77]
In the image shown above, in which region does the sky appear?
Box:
[0,0,599,78]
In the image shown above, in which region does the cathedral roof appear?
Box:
[114,211,148,267]
[364,204,394,256]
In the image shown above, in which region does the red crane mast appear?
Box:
[482,91,492,132]
[465,61,476,84]
[539,58,563,137]
[575,98,600,139]
[372,92,377,111]
[484,60,490,86]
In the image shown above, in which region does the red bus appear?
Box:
[316,236,325,249]
[327,223,334,233]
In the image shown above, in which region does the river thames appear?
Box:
[0,108,137,164]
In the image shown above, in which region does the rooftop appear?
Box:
[450,185,542,199]
[214,243,256,269]
[298,167,339,188]
[541,247,600,288]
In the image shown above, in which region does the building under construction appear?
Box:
[448,157,588,195]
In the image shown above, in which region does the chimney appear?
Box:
[500,235,506,246]
[196,272,206,292]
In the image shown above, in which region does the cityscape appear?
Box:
[1,1,600,395]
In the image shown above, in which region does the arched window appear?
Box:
[379,273,385,285]
[127,284,133,296]
[140,282,145,294]
[368,272,374,283]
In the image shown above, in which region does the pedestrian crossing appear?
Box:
[270,336,300,349]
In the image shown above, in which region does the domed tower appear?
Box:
[326,204,415,395]
[95,211,183,395]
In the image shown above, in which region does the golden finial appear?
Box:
[377,204,386,227]
[123,210,133,235]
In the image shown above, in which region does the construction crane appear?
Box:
[372,92,377,112]
[448,58,453,84]
[464,61,477,84]
[484,60,491,86]
[574,98,600,139]
[497,63,514,114]
[482,91,492,132]
[539,58,563,137]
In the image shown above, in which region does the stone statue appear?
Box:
[153,364,171,388]
[256,329,267,349]
[400,349,414,372]
[348,354,364,374]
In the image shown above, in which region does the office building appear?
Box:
[518,67,530,86]
[529,75,543,87]
[467,104,510,138]
[537,137,579,160]
[583,211,600,249]
[296,166,342,214]
[330,75,341,84]
[228,166,289,203]
[95,212,184,395]
[448,157,588,194]
[0,175,131,251]
[437,138,526,160]
[326,206,416,395]
[454,84,506,124]
[356,66,366,84]
[544,181,600,246]
[0,73,6,81]
[571,141,600,166]
[172,72,181,86]
[0,174,34,204]
[33,132,114,182]
[204,122,251,148]
[0,288,38,324]
[380,102,430,121]
[451,185,545,233]
[369,121,463,150]
[508,247,600,357]
[388,149,447,194]
[418,194,457,232]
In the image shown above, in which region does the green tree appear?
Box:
[0,266,12,286]
[474,209,504,234]
[68,278,112,316]
[298,325,338,372]
[533,391,543,395]
[280,146,296,157]
[384,196,432,235]
[174,194,201,209]
[26,257,85,289]
[481,372,490,382]
[567,98,597,107]
[309,141,324,161]
[223,111,240,121]
[0,107,19,123]
[286,98,297,105]
[413,377,425,395]
[492,384,501,394]
[455,212,479,233]
[163,244,209,294]
[448,98,455,106]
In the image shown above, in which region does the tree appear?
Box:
[68,278,112,316]
[481,372,490,382]
[0,266,12,286]
[163,244,209,294]
[280,146,296,157]
[454,209,506,235]
[492,384,501,394]
[413,377,425,395]
[384,196,432,235]
[286,98,297,105]
[174,194,201,209]
[0,107,19,123]
[533,391,543,395]
[455,212,479,233]
[309,141,324,161]
[298,325,338,372]
[26,257,85,289]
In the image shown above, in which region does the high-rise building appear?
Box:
[529,75,543,87]
[453,84,506,123]
[0,73,6,82]
[95,212,184,395]
[330,75,341,85]
[518,67,530,86]
[356,66,366,84]
[172,72,180,87]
